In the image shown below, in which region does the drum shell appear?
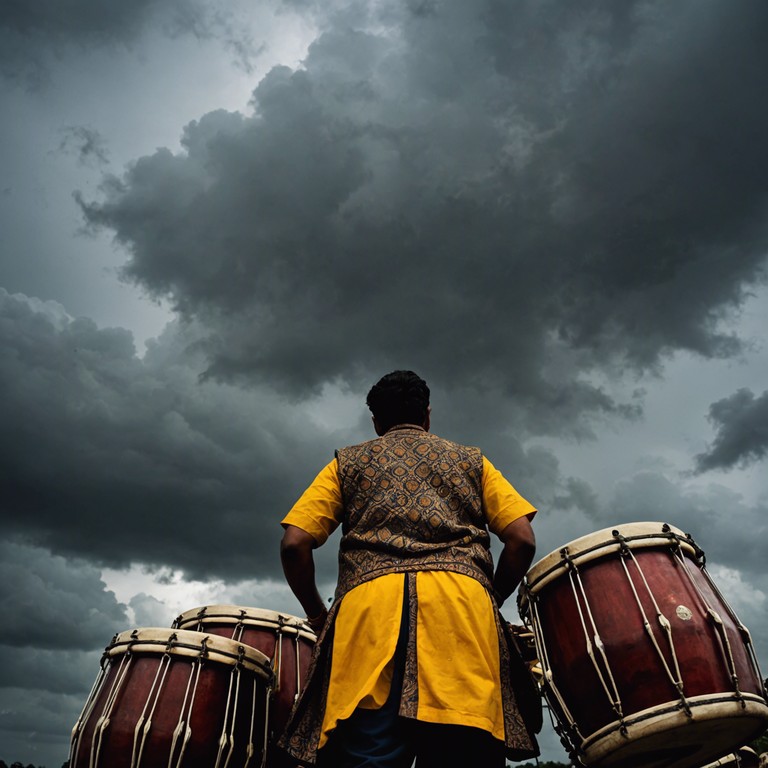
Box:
[521,523,768,768]
[70,628,272,768]
[173,606,316,740]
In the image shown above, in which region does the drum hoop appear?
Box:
[175,613,316,642]
[580,693,768,765]
[107,628,273,680]
[173,605,315,637]
[522,522,698,600]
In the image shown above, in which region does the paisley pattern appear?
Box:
[335,427,494,597]
[276,426,540,764]
[399,572,420,719]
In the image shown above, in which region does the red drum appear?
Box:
[69,628,273,768]
[173,606,316,747]
[519,522,768,768]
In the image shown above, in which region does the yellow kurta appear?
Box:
[281,456,536,747]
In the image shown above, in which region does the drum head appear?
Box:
[523,521,697,597]
[107,627,273,679]
[583,698,768,768]
[173,605,315,640]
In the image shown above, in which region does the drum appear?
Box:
[519,522,768,768]
[69,628,273,768]
[173,606,316,745]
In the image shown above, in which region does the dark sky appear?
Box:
[1,1,768,764]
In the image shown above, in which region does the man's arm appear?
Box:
[280,524,328,631]
[492,515,536,607]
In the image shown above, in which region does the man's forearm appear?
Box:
[280,525,328,625]
[493,517,536,606]
[281,547,326,617]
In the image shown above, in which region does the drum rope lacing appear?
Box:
[563,547,628,734]
[526,561,586,763]
[167,636,206,768]
[698,546,767,699]
[183,607,273,768]
[522,528,709,761]
[295,633,302,705]
[613,532,691,717]
[521,526,768,768]
[91,630,141,768]
[668,536,756,708]
[130,634,179,768]
[214,644,244,768]
[69,642,112,767]
[173,606,308,768]
[68,636,128,768]
[72,631,271,768]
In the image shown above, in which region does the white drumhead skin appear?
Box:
[524,521,697,595]
[174,604,316,641]
[106,627,273,678]
[582,694,768,768]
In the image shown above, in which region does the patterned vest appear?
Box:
[334,425,494,599]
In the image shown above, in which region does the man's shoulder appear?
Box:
[336,430,483,461]
[432,433,482,455]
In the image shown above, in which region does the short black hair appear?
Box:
[366,370,430,432]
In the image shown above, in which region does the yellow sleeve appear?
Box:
[482,456,537,536]
[281,459,344,546]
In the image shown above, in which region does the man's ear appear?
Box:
[424,406,431,432]
[372,415,385,436]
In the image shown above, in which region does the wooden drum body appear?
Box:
[519,522,768,768]
[173,606,316,744]
[69,628,273,768]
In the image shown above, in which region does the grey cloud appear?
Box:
[0,0,261,85]
[0,541,127,650]
[552,476,601,517]
[58,125,110,167]
[0,288,571,588]
[0,0,158,85]
[129,592,172,626]
[694,388,768,472]
[0,687,85,765]
[609,471,767,580]
[0,648,100,695]
[605,471,768,674]
[0,289,343,582]
[0,0,157,40]
[79,0,768,437]
[0,541,126,763]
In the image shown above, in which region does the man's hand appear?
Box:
[306,608,329,633]
[280,524,328,626]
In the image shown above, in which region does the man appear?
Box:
[278,371,540,767]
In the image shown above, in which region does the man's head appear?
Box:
[366,370,431,435]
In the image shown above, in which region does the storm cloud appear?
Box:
[0,540,127,650]
[0,0,260,85]
[695,388,768,472]
[4,1,768,764]
[0,288,344,581]
[80,0,768,436]
[0,541,128,759]
[0,287,568,585]
[609,470,768,581]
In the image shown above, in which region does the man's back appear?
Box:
[334,426,495,600]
